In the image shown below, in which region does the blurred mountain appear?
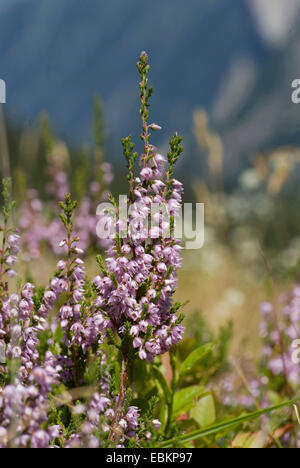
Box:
[0,0,299,183]
[218,16,300,182]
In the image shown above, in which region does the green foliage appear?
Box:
[39,113,54,155]
[137,51,153,134]
[1,177,15,224]
[173,386,205,418]
[159,398,300,448]
[59,193,77,231]
[96,254,108,276]
[178,343,215,381]
[167,132,183,179]
[190,393,216,428]
[122,135,138,188]
[73,147,90,202]
[33,286,45,312]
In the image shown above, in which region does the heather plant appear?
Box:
[257,288,300,447]
[0,51,188,448]
[0,52,298,449]
[214,287,300,448]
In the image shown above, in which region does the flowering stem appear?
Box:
[0,178,16,298]
[0,226,7,291]
[137,51,152,164]
[108,356,128,443]
[274,307,293,396]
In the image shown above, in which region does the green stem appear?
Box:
[165,351,177,437]
[159,397,300,448]
[108,356,128,444]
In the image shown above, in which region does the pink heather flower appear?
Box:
[133,337,143,348]
[119,419,127,430]
[121,244,131,255]
[48,425,61,439]
[130,326,139,336]
[138,349,147,360]
[75,258,84,266]
[0,427,7,445]
[90,181,100,193]
[152,419,161,431]
[7,234,20,247]
[147,289,157,300]
[81,422,93,435]
[73,404,86,415]
[148,123,162,131]
[126,406,140,430]
[143,254,153,264]
[57,260,66,270]
[31,430,50,449]
[152,180,165,194]
[157,262,167,273]
[7,270,17,278]
[6,256,17,266]
[149,227,160,238]
[260,302,273,317]
[140,167,153,180]
[104,408,115,420]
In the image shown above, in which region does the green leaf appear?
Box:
[179,343,215,379]
[232,431,268,449]
[113,360,121,393]
[152,366,171,402]
[266,390,281,406]
[159,398,300,448]
[110,273,118,287]
[96,254,108,276]
[173,385,205,418]
[190,393,216,428]
[54,326,64,344]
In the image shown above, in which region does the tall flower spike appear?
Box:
[56,195,86,373]
[93,52,185,365]
[0,179,19,299]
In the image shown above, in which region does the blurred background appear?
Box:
[1,0,300,356]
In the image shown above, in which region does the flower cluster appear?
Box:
[0,191,144,448]
[218,289,300,404]
[0,180,20,288]
[216,286,300,448]
[18,135,113,259]
[93,52,184,363]
[0,356,61,448]
[260,288,300,387]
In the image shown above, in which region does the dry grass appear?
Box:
[176,246,282,359]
